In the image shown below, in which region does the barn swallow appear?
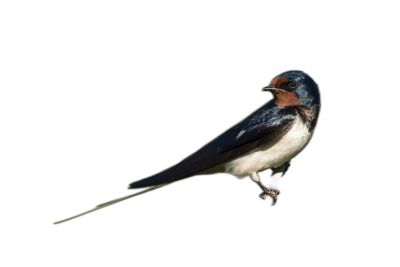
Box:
[54,70,320,224]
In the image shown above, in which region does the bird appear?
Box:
[54,70,320,224]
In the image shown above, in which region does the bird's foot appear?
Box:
[258,182,280,205]
[271,161,291,176]
[249,172,281,207]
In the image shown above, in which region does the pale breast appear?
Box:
[224,114,312,176]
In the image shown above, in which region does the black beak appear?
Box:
[262,85,277,92]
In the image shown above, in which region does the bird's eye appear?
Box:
[288,81,298,89]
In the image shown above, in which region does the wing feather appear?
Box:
[129,102,297,188]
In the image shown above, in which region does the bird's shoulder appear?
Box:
[212,100,299,153]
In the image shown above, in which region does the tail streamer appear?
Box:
[54,184,167,224]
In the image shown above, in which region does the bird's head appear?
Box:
[263,70,320,108]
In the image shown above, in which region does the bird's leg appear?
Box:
[249,172,280,205]
[268,161,291,188]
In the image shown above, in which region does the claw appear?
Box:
[271,199,278,207]
[260,193,267,199]
[258,184,280,204]
[274,190,280,196]
[250,172,281,205]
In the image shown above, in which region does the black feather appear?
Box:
[128,101,297,189]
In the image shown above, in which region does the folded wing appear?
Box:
[129,102,297,188]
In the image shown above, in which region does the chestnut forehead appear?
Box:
[270,77,288,88]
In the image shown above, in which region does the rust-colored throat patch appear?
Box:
[270,77,300,106]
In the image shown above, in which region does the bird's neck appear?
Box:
[296,104,320,132]
[273,91,300,106]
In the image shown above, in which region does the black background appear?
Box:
[25,22,376,261]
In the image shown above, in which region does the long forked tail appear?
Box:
[53,184,167,224]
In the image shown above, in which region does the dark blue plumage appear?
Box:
[213,104,298,153]
[54,70,321,224]
[129,70,320,189]
[128,101,298,188]
[278,70,320,107]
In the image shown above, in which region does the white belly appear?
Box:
[224,115,312,176]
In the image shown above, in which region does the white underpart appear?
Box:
[225,114,312,177]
